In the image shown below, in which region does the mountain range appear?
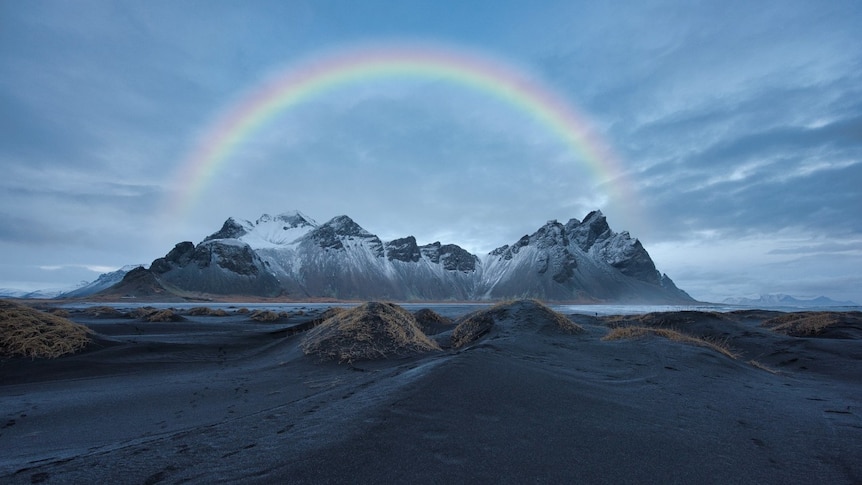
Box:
[723,294,859,308]
[93,210,694,303]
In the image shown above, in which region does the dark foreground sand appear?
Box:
[1,304,860,484]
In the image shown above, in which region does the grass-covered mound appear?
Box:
[84,306,127,318]
[187,307,230,317]
[143,309,185,322]
[600,311,739,359]
[761,311,862,338]
[129,307,186,322]
[249,310,290,322]
[602,311,732,330]
[302,302,440,362]
[452,299,583,348]
[451,308,497,348]
[0,299,91,358]
[602,326,738,359]
[413,308,453,335]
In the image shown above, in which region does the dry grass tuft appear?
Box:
[748,359,781,374]
[413,308,453,334]
[187,306,230,317]
[48,308,71,318]
[603,311,729,329]
[451,299,583,348]
[249,310,281,322]
[0,299,91,359]
[521,299,585,335]
[302,302,440,362]
[602,326,738,359]
[142,309,184,322]
[451,311,496,349]
[321,307,346,318]
[310,307,346,325]
[85,306,126,318]
[129,307,158,319]
[761,312,862,337]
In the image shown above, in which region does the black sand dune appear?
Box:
[1,302,860,484]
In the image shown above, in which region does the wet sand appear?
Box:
[1,305,860,484]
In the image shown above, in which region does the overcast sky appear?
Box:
[1,0,860,303]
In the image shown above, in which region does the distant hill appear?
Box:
[0,288,65,299]
[88,266,187,302]
[59,264,146,298]
[723,294,859,308]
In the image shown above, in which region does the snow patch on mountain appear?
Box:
[206,211,318,249]
[60,264,148,298]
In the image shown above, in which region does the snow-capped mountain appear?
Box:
[0,288,66,299]
[478,211,685,301]
[723,294,859,308]
[58,264,147,298]
[122,210,694,303]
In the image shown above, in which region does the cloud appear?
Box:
[647,229,862,303]
[1,1,860,303]
[38,264,118,273]
[767,240,862,256]
[183,81,612,253]
[0,212,91,246]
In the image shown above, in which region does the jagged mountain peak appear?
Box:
[569,210,613,251]
[386,236,421,262]
[320,215,370,236]
[258,210,317,228]
[532,220,568,248]
[305,215,384,256]
[204,210,319,248]
[204,217,248,242]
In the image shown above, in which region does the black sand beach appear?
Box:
[1,302,861,484]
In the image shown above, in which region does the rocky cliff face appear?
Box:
[479,212,689,302]
[150,239,281,297]
[124,210,694,303]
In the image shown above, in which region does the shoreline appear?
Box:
[2,303,860,483]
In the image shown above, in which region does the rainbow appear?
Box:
[168,42,633,220]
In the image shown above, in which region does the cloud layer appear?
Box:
[1,1,860,302]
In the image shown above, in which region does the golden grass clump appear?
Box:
[187,306,230,317]
[603,311,731,330]
[761,312,862,337]
[451,299,584,348]
[748,359,780,374]
[129,306,158,319]
[520,299,584,335]
[602,326,738,359]
[249,310,281,322]
[48,308,71,318]
[308,307,347,327]
[451,310,496,349]
[413,308,453,334]
[85,306,126,318]
[142,309,184,322]
[0,299,91,359]
[302,302,440,362]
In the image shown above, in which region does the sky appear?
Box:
[1,0,861,303]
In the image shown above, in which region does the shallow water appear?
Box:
[57,300,859,317]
